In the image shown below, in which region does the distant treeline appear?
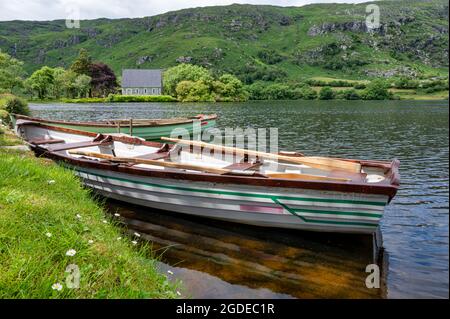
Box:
[1,48,448,103]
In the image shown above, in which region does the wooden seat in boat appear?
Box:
[46,140,113,152]
[223,162,261,171]
[29,137,65,145]
[134,152,170,160]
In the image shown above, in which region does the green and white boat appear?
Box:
[16,120,400,235]
[10,113,217,141]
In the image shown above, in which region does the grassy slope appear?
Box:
[0,0,448,81]
[0,130,178,298]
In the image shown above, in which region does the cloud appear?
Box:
[0,0,369,21]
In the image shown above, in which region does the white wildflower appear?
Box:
[114,213,120,217]
[45,232,52,238]
[88,240,94,244]
[117,237,122,240]
[65,249,76,257]
[76,214,82,219]
[51,283,63,291]
[131,240,138,245]
[102,220,107,224]
[47,180,55,185]
[133,232,141,238]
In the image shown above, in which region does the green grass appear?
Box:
[0,130,180,298]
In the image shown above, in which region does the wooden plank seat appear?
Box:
[46,140,112,152]
[223,162,261,171]
[29,137,65,145]
[134,152,170,161]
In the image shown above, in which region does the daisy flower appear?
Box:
[65,249,76,256]
[52,283,63,291]
[45,232,52,238]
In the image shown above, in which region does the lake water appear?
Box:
[29,100,449,298]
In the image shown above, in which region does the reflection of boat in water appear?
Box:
[107,200,387,299]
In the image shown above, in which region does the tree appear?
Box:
[24,66,55,99]
[341,89,361,100]
[0,50,26,93]
[74,74,91,98]
[52,67,67,98]
[70,49,92,76]
[299,86,317,100]
[164,64,213,97]
[88,62,118,97]
[361,79,393,100]
[319,86,335,100]
[175,80,214,102]
[213,74,248,101]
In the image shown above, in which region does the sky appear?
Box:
[0,0,370,21]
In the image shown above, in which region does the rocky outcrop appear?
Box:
[364,67,418,78]
[136,55,152,65]
[176,56,192,63]
[307,21,386,36]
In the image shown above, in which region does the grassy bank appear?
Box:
[0,128,179,298]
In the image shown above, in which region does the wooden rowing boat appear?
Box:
[15,120,400,234]
[10,113,217,141]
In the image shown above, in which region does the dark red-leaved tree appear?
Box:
[88,62,118,97]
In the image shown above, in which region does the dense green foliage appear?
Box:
[0,51,25,93]
[361,79,394,100]
[0,94,30,124]
[166,64,248,102]
[319,87,335,100]
[70,48,92,76]
[24,66,92,100]
[0,1,447,82]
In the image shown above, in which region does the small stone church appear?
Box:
[121,69,163,95]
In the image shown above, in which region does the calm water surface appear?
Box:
[30,100,449,298]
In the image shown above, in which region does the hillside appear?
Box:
[0,0,448,83]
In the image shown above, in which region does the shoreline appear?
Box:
[0,126,180,298]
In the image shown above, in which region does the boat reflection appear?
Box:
[105,199,386,299]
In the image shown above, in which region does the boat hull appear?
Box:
[74,166,388,234]
[27,120,216,141]
[10,114,217,141]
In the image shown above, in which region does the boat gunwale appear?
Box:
[12,114,218,128]
[20,122,400,201]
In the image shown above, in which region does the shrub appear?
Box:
[353,83,366,89]
[361,79,393,100]
[340,89,361,100]
[318,86,335,100]
[4,95,29,115]
[175,81,214,102]
[299,86,317,100]
[257,49,284,65]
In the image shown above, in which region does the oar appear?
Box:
[69,150,229,174]
[161,137,361,173]
[69,151,351,182]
